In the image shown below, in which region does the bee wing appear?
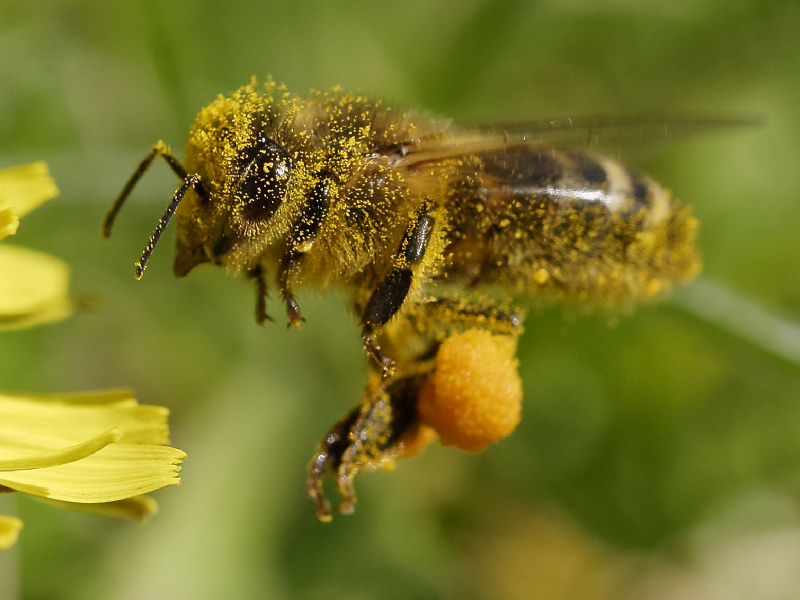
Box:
[379,114,761,170]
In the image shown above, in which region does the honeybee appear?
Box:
[103,78,706,520]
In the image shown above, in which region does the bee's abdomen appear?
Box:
[441,150,700,302]
[475,149,665,217]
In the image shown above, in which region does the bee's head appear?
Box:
[173,134,296,278]
[172,81,304,277]
[102,80,309,280]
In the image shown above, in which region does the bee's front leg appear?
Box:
[278,249,306,327]
[361,199,436,376]
[278,175,331,327]
[247,265,274,324]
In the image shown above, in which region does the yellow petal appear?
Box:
[31,494,158,521]
[0,390,185,504]
[0,207,19,241]
[28,388,135,406]
[0,244,72,330]
[0,428,121,471]
[0,443,185,503]
[0,516,23,549]
[0,391,171,446]
[0,162,59,218]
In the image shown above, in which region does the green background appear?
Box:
[2,0,800,598]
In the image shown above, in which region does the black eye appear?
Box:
[236,136,293,222]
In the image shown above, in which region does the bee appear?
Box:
[103,78,705,520]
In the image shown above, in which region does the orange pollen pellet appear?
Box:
[418,329,522,452]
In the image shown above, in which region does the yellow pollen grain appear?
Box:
[647,279,662,296]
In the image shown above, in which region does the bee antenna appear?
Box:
[103,142,206,238]
[135,174,200,280]
[102,144,164,238]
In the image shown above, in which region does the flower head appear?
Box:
[0,163,186,549]
[0,162,71,330]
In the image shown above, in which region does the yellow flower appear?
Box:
[0,162,70,330]
[0,163,186,550]
[0,516,23,550]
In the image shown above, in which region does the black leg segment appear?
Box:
[361,199,437,374]
[401,201,436,265]
[361,268,413,329]
[278,175,331,326]
[248,265,273,324]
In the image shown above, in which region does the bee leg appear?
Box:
[278,248,307,327]
[420,298,523,334]
[307,405,361,522]
[278,176,331,327]
[247,266,273,324]
[308,373,428,520]
[336,392,393,515]
[361,199,437,376]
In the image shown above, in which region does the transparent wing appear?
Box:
[377,113,762,170]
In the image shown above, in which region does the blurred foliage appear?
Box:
[1,0,800,598]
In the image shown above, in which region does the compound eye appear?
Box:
[236,136,293,223]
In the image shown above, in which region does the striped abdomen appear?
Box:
[440,148,700,302]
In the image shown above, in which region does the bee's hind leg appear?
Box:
[307,373,428,520]
[307,405,361,522]
[418,298,524,335]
